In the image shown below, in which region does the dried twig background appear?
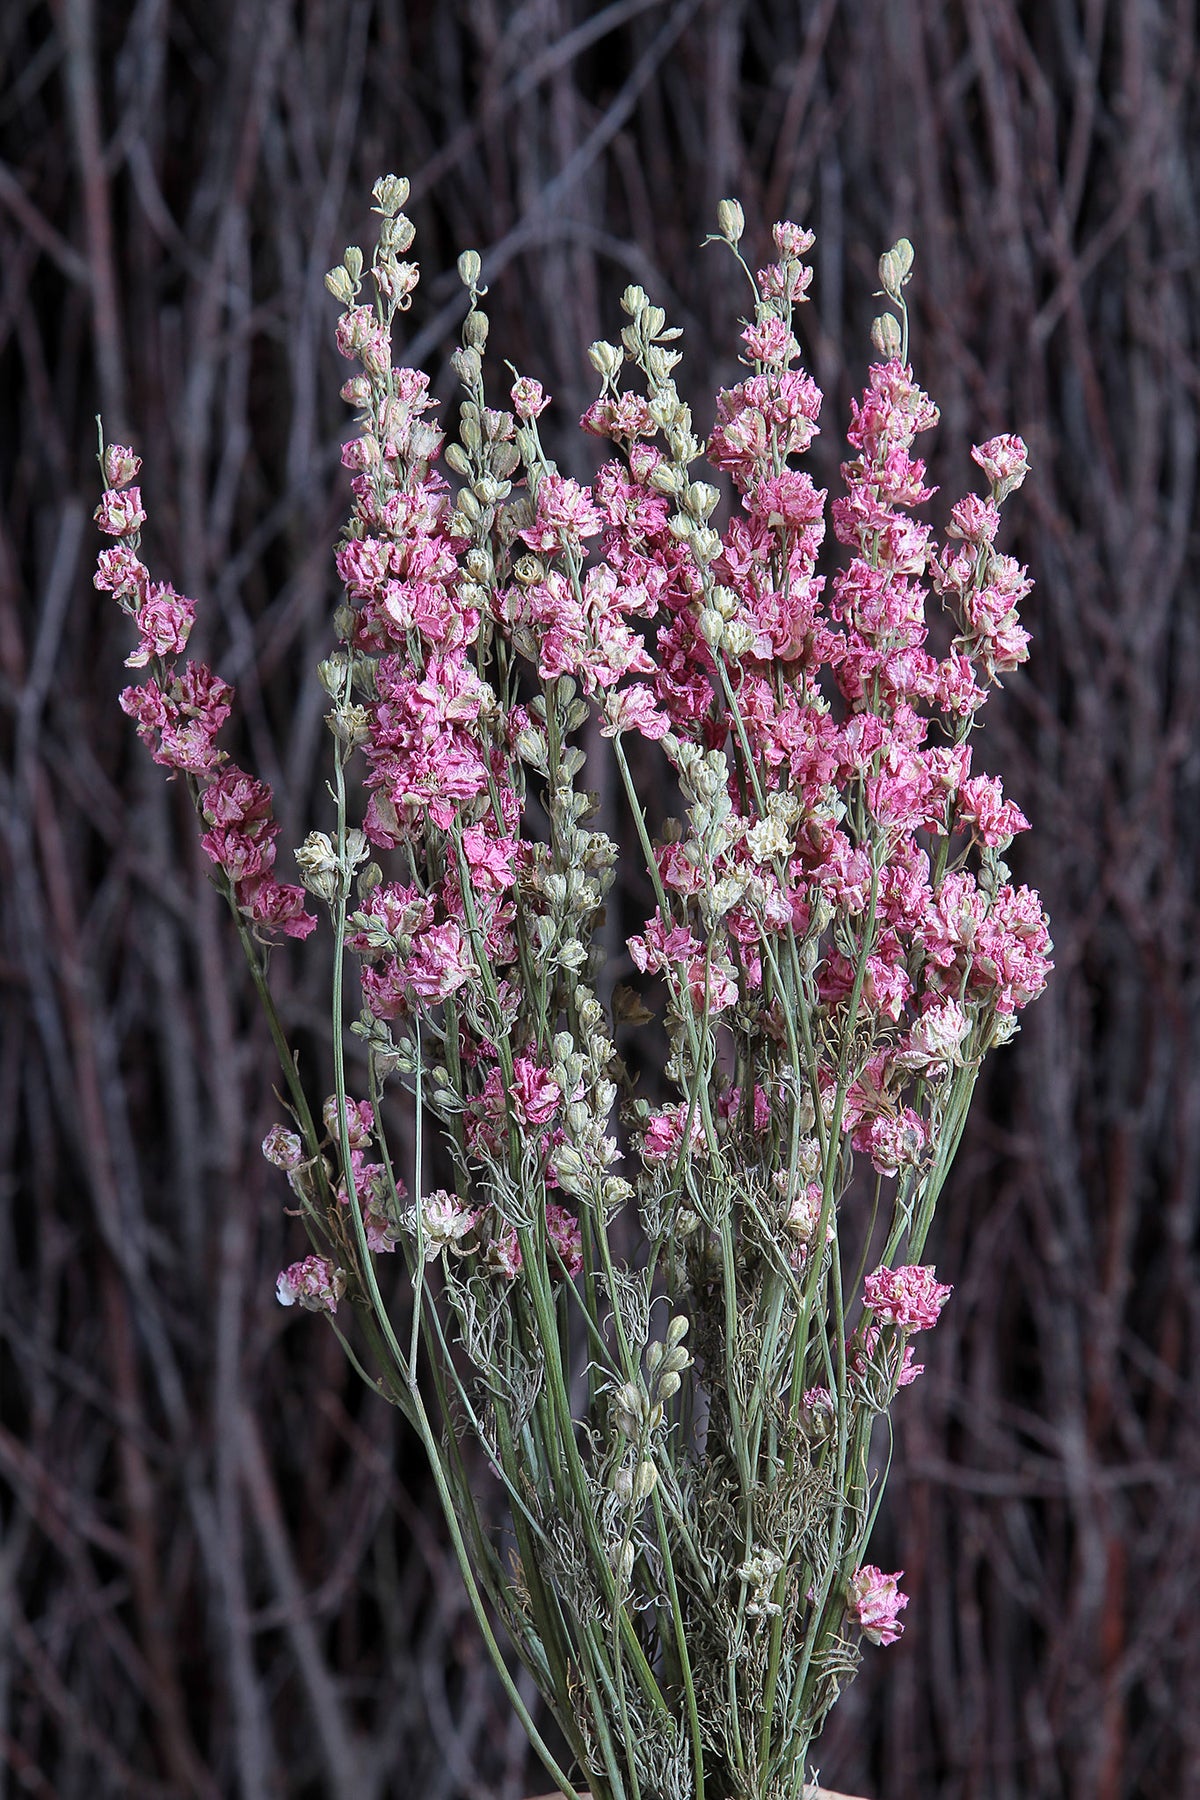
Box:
[2,2,1198,1796]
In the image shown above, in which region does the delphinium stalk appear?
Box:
[98,178,1051,1800]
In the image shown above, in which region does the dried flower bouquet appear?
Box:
[96,178,1051,1800]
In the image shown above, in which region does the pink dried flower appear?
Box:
[102,444,142,487]
[956,773,1030,846]
[485,1226,522,1280]
[545,1203,584,1277]
[238,879,317,940]
[276,1255,344,1314]
[846,1564,908,1646]
[510,376,550,420]
[972,433,1029,497]
[508,1057,562,1128]
[262,1125,303,1169]
[642,1102,705,1165]
[864,1264,952,1331]
[94,486,147,536]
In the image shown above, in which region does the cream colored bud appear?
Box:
[325,265,355,304]
[451,347,481,385]
[444,442,472,477]
[588,339,623,379]
[870,313,903,360]
[463,309,489,349]
[457,249,482,288]
[642,304,666,339]
[343,246,363,282]
[878,238,915,299]
[318,653,349,697]
[698,607,725,649]
[717,198,745,245]
[615,1542,635,1585]
[648,463,682,497]
[656,1370,681,1401]
[633,1460,658,1502]
[612,1467,634,1503]
[685,480,720,520]
[371,174,410,215]
[620,284,649,317]
[665,1315,689,1350]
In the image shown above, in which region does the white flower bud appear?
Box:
[371,174,410,215]
[878,238,915,299]
[717,198,745,245]
[588,339,623,379]
[870,313,904,359]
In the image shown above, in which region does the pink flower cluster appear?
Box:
[864,1263,953,1331]
[276,1255,344,1315]
[846,1564,908,1647]
[96,446,315,941]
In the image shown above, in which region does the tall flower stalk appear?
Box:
[96,179,1051,1800]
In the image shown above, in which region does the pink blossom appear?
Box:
[201,823,277,883]
[864,1264,952,1331]
[642,1102,705,1164]
[972,433,1029,497]
[202,767,274,829]
[102,444,142,487]
[846,1565,908,1646]
[741,314,801,366]
[854,1109,927,1178]
[323,1095,375,1150]
[461,824,517,893]
[522,471,603,551]
[94,544,149,600]
[508,1057,561,1127]
[600,682,672,739]
[238,879,317,940]
[956,774,1030,846]
[262,1125,303,1169]
[403,920,478,1001]
[946,493,1000,544]
[485,1226,522,1280]
[510,376,550,420]
[94,487,146,536]
[895,999,971,1071]
[125,579,195,669]
[276,1255,344,1315]
[545,1203,584,1277]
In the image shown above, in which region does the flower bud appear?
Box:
[717,198,745,245]
[463,308,489,349]
[633,1460,658,1503]
[870,313,904,360]
[325,265,356,303]
[343,246,363,282]
[878,238,915,299]
[457,249,482,289]
[372,174,410,216]
[620,284,649,317]
[685,480,720,521]
[451,347,481,386]
[588,339,623,380]
[295,831,341,903]
[318,652,349,697]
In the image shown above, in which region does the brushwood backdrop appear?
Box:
[2,3,1197,1796]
